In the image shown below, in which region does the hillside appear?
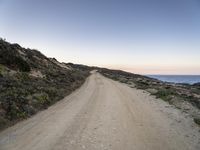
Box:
[0,39,91,130]
[0,39,200,131]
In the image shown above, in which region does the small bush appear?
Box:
[135,81,150,89]
[154,88,176,101]
[16,57,31,72]
[34,93,50,108]
[6,101,21,120]
[0,116,8,130]
[0,65,3,74]
[194,117,200,125]
[0,46,30,72]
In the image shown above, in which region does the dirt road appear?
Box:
[0,72,199,150]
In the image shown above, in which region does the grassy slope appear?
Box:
[0,39,91,130]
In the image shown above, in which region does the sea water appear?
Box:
[146,75,200,84]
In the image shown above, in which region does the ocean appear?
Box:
[146,75,200,84]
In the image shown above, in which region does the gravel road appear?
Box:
[0,72,199,150]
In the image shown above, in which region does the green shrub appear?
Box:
[0,48,30,72]
[16,57,30,72]
[35,93,50,106]
[154,88,176,101]
[0,65,3,73]
[6,101,21,120]
[16,111,27,119]
[135,81,150,89]
[0,65,6,76]
[194,117,200,125]
[0,116,8,129]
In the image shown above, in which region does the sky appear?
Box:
[0,0,200,75]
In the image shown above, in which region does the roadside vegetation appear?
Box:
[194,117,200,126]
[99,68,200,126]
[0,39,91,130]
[1,38,200,129]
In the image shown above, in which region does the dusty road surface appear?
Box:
[0,72,200,150]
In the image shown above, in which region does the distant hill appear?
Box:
[0,39,91,130]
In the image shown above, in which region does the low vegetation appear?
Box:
[1,38,200,129]
[154,88,176,101]
[0,39,91,130]
[194,117,200,126]
[99,68,200,126]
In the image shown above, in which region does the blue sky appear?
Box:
[0,0,200,74]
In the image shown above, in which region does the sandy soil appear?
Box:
[0,72,199,150]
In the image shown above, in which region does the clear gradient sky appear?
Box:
[0,0,200,74]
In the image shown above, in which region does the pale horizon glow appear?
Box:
[0,0,200,75]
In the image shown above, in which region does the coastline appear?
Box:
[146,75,200,84]
[99,69,200,126]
